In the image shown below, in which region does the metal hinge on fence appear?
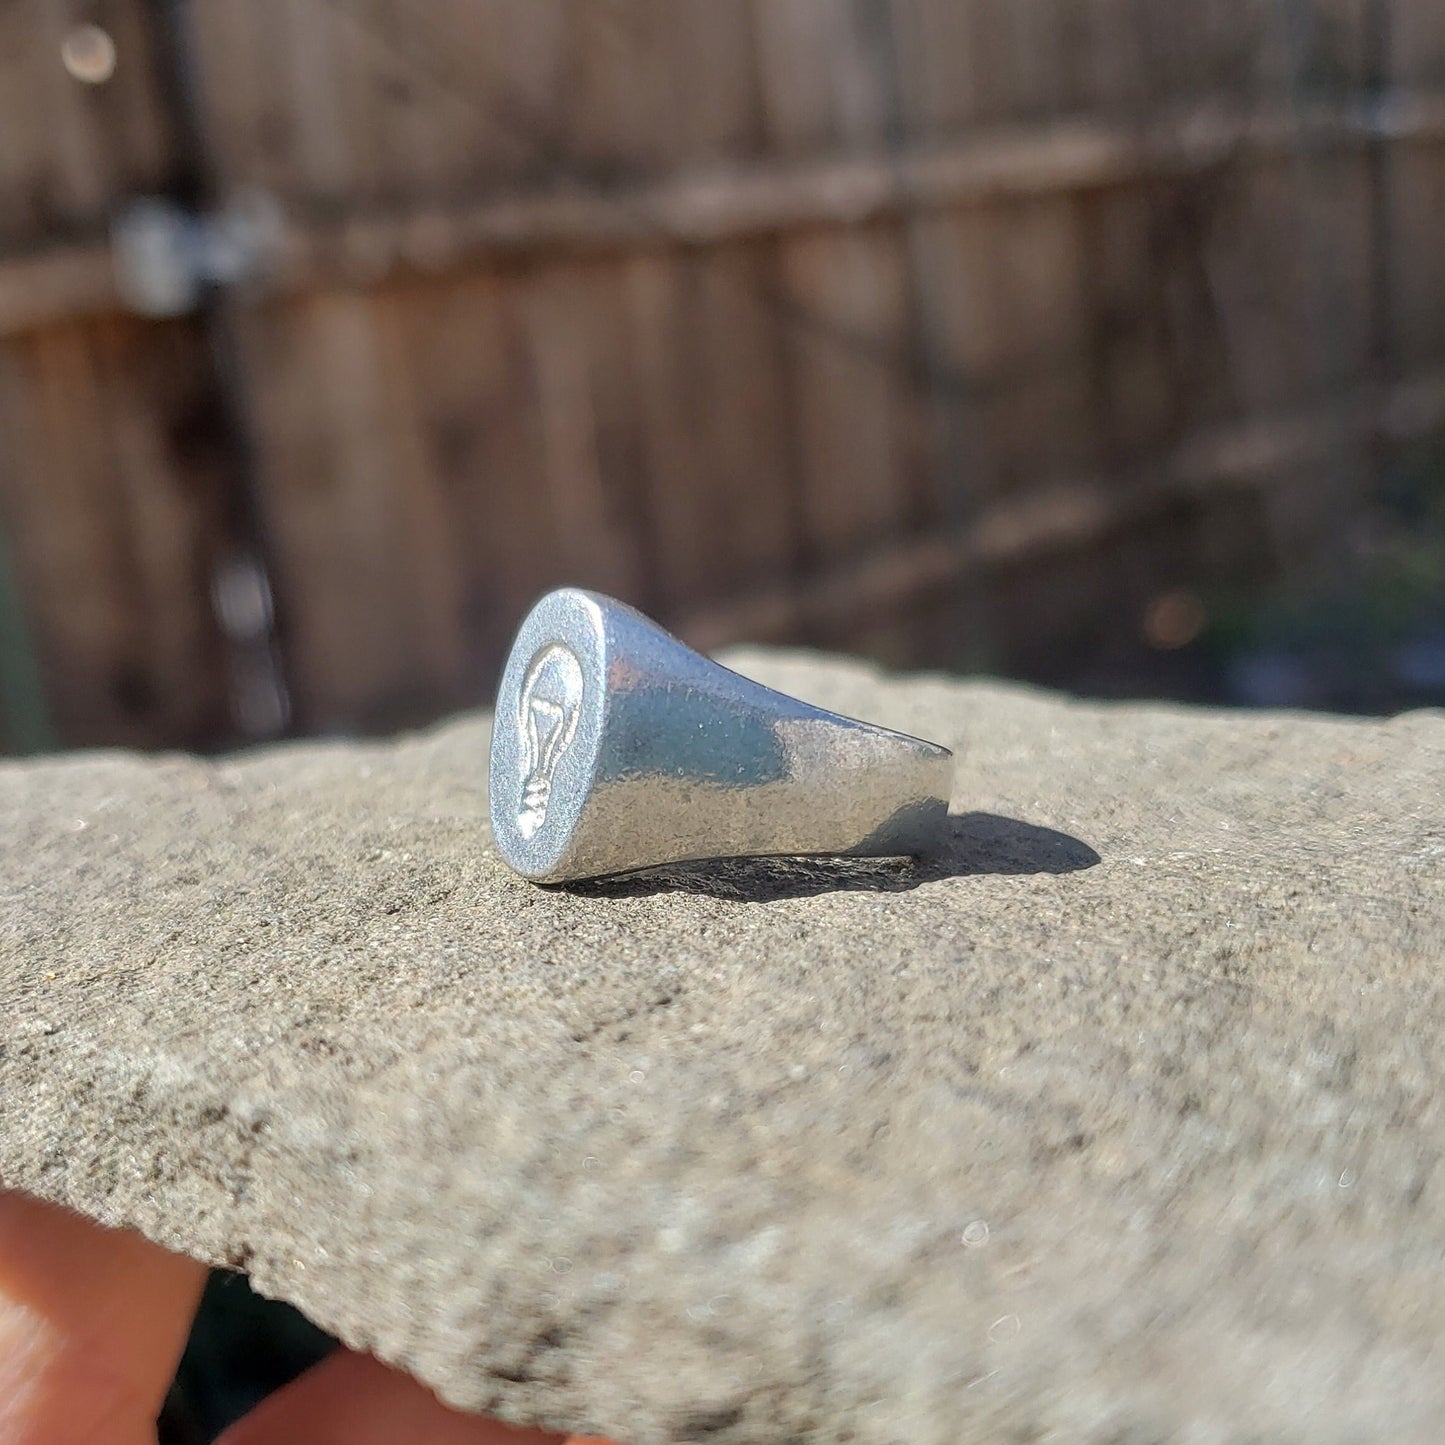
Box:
[112,191,283,317]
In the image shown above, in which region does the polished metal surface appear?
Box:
[489,589,955,883]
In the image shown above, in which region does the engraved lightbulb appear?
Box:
[517,644,584,839]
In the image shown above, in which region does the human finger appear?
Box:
[0,1190,207,1445]
[216,1347,576,1445]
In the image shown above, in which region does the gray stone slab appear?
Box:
[1,651,1442,1445]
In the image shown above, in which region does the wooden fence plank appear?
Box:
[189,0,293,197]
[40,2,120,224]
[1004,0,1069,120]
[566,1,681,176]
[623,245,801,613]
[515,263,646,601]
[380,268,555,677]
[93,0,174,195]
[668,0,767,163]
[422,0,571,188]
[777,220,917,557]
[1075,183,1214,465]
[420,268,577,656]
[235,287,471,730]
[94,318,233,734]
[755,0,919,581]
[1388,139,1445,372]
[371,284,471,692]
[0,0,176,242]
[1390,0,1445,90]
[0,318,232,747]
[614,0,795,618]
[278,0,364,204]
[888,0,984,139]
[1079,0,1150,114]
[1388,0,1445,373]
[982,193,1099,489]
[896,207,1006,529]
[752,0,852,155]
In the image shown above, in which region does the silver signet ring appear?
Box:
[488,589,954,884]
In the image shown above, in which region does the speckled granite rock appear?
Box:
[2,652,1442,1445]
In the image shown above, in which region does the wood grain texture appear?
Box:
[0,318,232,747]
[0,0,1440,746]
[0,0,174,245]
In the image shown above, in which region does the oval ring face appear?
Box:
[489,590,609,879]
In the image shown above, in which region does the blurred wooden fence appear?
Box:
[1,0,1443,749]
